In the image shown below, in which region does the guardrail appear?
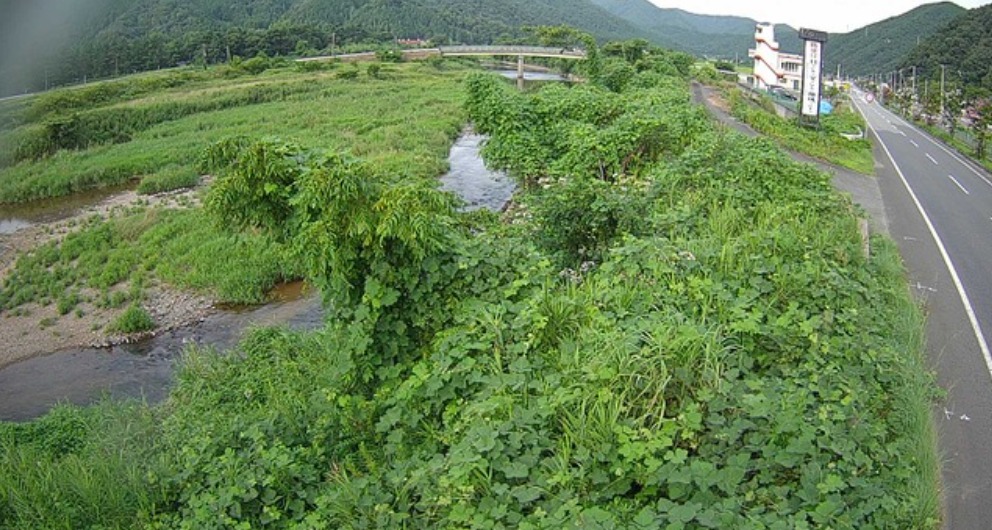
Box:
[438,45,586,59]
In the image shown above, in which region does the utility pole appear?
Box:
[940,64,946,116]
[911,66,916,93]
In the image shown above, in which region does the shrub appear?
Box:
[107,303,154,334]
[240,53,272,75]
[336,67,359,80]
[375,48,403,63]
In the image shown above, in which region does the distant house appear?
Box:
[396,38,429,48]
[748,23,803,91]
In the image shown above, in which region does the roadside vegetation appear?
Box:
[726,88,874,174]
[0,39,939,529]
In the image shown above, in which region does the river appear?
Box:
[0,132,515,421]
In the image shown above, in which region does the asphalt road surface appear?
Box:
[851,90,992,529]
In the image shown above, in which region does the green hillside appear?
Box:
[589,0,803,58]
[902,3,992,89]
[825,2,966,77]
[0,0,650,97]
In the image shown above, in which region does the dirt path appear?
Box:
[0,185,213,370]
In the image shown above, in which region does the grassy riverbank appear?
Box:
[1,50,939,529]
[0,62,468,204]
[0,61,469,325]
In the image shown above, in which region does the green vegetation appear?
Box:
[912,119,992,172]
[822,2,965,77]
[137,165,200,195]
[0,208,295,319]
[3,0,655,97]
[902,3,992,91]
[108,303,156,333]
[0,46,939,529]
[728,88,874,174]
[0,62,469,204]
[590,0,803,58]
[0,61,472,334]
[0,403,162,530]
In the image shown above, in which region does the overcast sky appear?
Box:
[647,0,989,33]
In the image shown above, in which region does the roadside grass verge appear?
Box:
[910,119,992,174]
[727,88,875,174]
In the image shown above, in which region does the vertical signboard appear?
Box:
[799,28,828,126]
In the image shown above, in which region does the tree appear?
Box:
[964,87,992,159]
[204,137,456,325]
[943,85,964,139]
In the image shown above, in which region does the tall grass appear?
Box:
[0,63,469,203]
[0,402,164,530]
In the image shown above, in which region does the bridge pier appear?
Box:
[517,55,525,91]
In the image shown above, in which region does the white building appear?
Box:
[748,23,803,92]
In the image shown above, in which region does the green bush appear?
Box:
[107,303,155,334]
[336,67,359,80]
[239,53,272,75]
[375,48,403,63]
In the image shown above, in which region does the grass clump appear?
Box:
[0,403,164,530]
[107,303,155,334]
[136,165,199,195]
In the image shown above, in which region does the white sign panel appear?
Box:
[801,40,822,117]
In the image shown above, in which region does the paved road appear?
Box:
[851,91,992,529]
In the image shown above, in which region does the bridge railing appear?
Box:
[438,45,586,59]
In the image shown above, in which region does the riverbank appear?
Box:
[0,184,215,370]
[0,62,471,372]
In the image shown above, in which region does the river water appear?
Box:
[0,185,132,235]
[494,70,571,82]
[0,133,515,421]
[438,133,515,212]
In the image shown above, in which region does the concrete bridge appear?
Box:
[440,46,585,89]
[297,45,586,89]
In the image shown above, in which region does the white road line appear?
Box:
[910,139,919,147]
[913,125,992,189]
[896,129,907,137]
[852,98,992,383]
[926,153,939,165]
[948,174,970,195]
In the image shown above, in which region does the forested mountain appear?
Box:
[0,0,973,98]
[589,0,803,57]
[824,2,966,78]
[0,0,652,97]
[901,3,992,90]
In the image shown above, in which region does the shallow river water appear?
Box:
[0,133,515,421]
